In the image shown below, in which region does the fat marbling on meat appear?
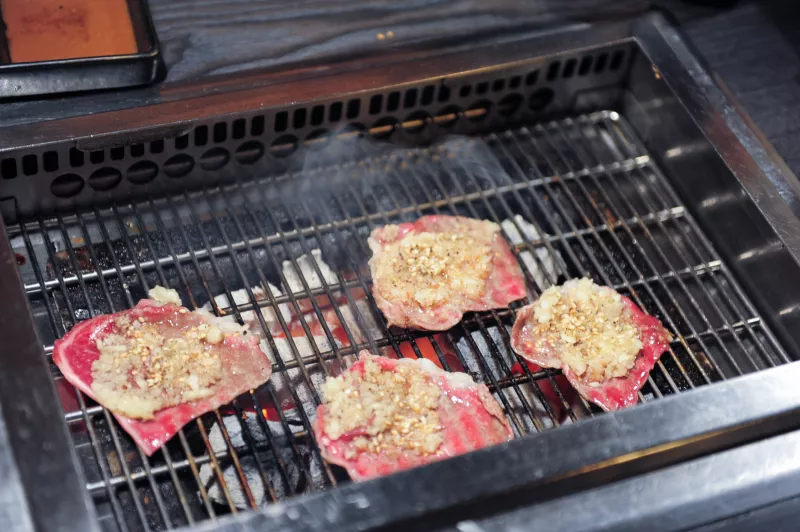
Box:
[368,215,526,330]
[52,287,273,455]
[511,278,671,411]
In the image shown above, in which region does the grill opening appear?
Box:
[9,111,789,531]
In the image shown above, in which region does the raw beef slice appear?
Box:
[314,353,513,481]
[511,278,671,411]
[369,215,526,330]
[53,295,272,455]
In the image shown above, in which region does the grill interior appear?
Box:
[9,111,789,531]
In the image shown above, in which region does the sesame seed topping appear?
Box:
[374,231,493,308]
[322,358,444,458]
[91,309,233,420]
[529,278,643,384]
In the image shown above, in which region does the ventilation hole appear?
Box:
[305,129,331,150]
[163,154,194,178]
[403,89,417,109]
[199,148,230,171]
[336,123,365,142]
[529,88,554,111]
[131,144,145,158]
[275,111,288,132]
[370,117,398,139]
[346,99,361,119]
[88,167,122,191]
[51,173,84,198]
[268,136,296,159]
[236,140,266,164]
[402,111,430,134]
[386,92,400,112]
[1,158,17,180]
[466,100,491,122]
[110,147,125,161]
[194,125,208,146]
[89,150,104,164]
[562,59,577,78]
[547,61,560,81]
[610,50,625,71]
[22,154,38,175]
[127,161,158,185]
[497,93,523,117]
[251,115,265,136]
[293,108,307,129]
[175,135,189,150]
[492,79,505,92]
[150,139,164,153]
[435,105,461,128]
[594,53,609,73]
[525,71,539,86]
[509,76,522,89]
[43,151,59,171]
[213,122,228,143]
[476,82,489,95]
[69,148,84,167]
[232,118,246,140]
[310,105,325,126]
[459,85,472,98]
[369,95,383,115]
[421,85,435,106]
[438,85,451,102]
[579,56,593,76]
[329,102,343,122]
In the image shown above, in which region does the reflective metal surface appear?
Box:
[1,10,800,532]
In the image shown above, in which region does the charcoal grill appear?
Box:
[3,11,800,532]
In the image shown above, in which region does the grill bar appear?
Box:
[175,186,337,500]
[526,125,703,392]
[19,162,661,297]
[497,129,722,389]
[605,116,790,366]
[404,151,582,423]
[363,160,541,429]
[21,222,133,532]
[496,130,678,401]
[123,200,235,522]
[555,118,766,372]
[71,210,178,529]
[16,113,787,531]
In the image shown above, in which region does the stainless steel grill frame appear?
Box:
[3,11,800,532]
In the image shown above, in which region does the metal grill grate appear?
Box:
[10,111,789,531]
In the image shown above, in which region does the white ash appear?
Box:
[198,413,327,507]
[335,298,387,345]
[454,325,556,433]
[264,331,340,422]
[282,249,339,295]
[501,215,562,291]
[202,285,290,334]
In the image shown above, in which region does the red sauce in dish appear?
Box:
[2,0,138,63]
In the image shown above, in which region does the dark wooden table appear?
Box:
[664,0,800,178]
[2,0,800,175]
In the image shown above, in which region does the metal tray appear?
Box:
[0,0,160,98]
[1,11,800,532]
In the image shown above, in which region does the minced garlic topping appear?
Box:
[531,278,642,383]
[92,313,227,419]
[375,231,493,307]
[147,286,182,306]
[321,358,444,458]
